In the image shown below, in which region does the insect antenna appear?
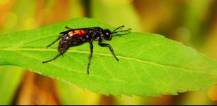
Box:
[112,25,125,32]
[111,25,132,35]
[112,28,132,36]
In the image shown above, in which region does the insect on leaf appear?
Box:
[0,18,217,96]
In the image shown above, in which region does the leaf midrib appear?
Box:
[0,47,211,74]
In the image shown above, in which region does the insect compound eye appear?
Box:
[103,30,112,40]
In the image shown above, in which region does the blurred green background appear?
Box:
[0,0,217,105]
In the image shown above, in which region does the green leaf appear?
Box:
[0,18,217,96]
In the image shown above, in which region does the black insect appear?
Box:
[42,25,131,74]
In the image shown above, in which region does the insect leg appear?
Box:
[98,41,119,61]
[42,53,62,63]
[46,35,63,48]
[87,41,93,74]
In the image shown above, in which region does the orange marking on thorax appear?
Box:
[73,30,86,36]
[68,30,86,37]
